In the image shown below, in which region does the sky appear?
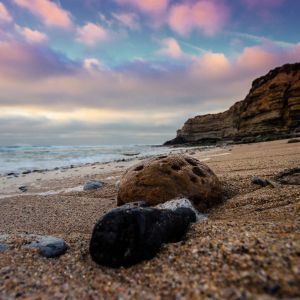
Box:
[0,0,299,145]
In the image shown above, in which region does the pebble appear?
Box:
[6,172,18,177]
[83,180,104,191]
[24,236,68,258]
[0,243,8,253]
[22,170,32,175]
[19,186,28,193]
[156,198,208,223]
[251,176,271,187]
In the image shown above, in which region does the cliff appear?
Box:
[165,63,300,145]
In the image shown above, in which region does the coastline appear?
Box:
[0,145,229,198]
[0,139,299,299]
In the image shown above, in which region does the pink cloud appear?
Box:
[158,38,183,59]
[0,38,299,123]
[115,0,169,15]
[13,0,72,29]
[191,52,231,79]
[112,12,140,30]
[0,40,74,79]
[237,44,300,72]
[0,1,12,23]
[76,22,110,47]
[168,0,229,36]
[16,26,48,43]
[168,4,190,35]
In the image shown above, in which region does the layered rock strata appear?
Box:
[165,63,300,145]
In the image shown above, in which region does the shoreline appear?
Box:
[0,145,230,199]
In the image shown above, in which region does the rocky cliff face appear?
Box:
[165,63,300,145]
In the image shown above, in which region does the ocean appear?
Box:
[0,144,172,175]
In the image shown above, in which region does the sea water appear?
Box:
[0,144,173,175]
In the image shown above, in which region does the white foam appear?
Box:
[0,185,84,199]
[38,185,84,196]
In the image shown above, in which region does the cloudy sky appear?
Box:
[0,0,299,145]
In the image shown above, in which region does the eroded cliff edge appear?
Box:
[165,63,300,145]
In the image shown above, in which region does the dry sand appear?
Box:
[0,140,299,299]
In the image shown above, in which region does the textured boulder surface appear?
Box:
[165,63,300,145]
[117,155,222,211]
[89,205,196,267]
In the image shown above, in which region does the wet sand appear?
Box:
[0,140,299,299]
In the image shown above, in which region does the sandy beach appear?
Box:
[0,139,299,299]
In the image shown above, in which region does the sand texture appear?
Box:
[0,140,299,299]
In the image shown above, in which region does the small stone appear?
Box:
[25,236,67,258]
[156,198,208,223]
[251,176,270,187]
[0,243,8,253]
[83,180,104,191]
[6,172,18,177]
[19,186,28,192]
[22,170,32,175]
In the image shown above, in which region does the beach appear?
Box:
[0,139,299,299]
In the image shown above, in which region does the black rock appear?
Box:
[89,206,196,268]
[6,172,18,177]
[19,186,28,192]
[83,180,104,191]
[25,236,68,258]
[22,170,32,175]
[251,176,270,187]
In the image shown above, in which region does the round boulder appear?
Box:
[117,154,222,211]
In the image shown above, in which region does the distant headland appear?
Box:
[165,63,300,146]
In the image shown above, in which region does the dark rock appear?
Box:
[89,205,196,268]
[275,167,300,185]
[83,180,104,191]
[164,136,187,146]
[19,186,27,192]
[22,170,32,175]
[25,236,67,258]
[0,243,8,253]
[288,138,300,143]
[251,176,271,187]
[6,172,18,177]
